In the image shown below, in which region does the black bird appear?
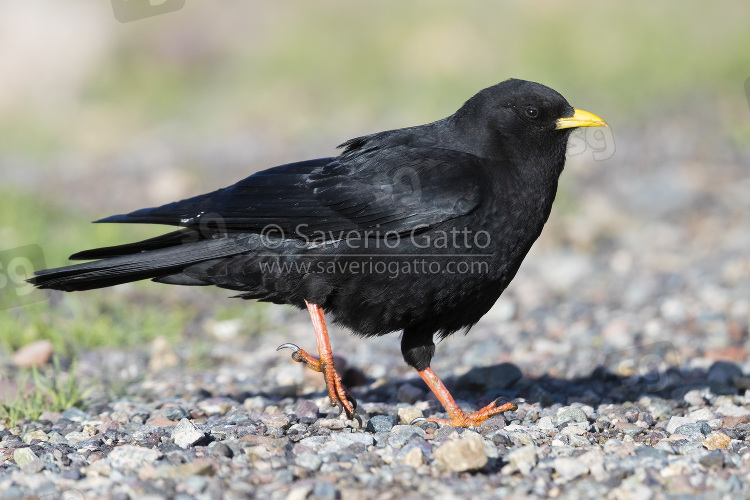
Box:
[31,79,607,427]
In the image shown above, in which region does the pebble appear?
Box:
[716,402,750,418]
[434,432,488,472]
[295,400,319,420]
[314,418,348,430]
[506,445,537,475]
[365,415,395,433]
[295,453,322,471]
[554,457,589,483]
[666,416,695,435]
[22,430,49,443]
[400,446,425,467]
[62,408,90,422]
[397,406,424,424]
[172,418,206,449]
[333,432,374,447]
[162,406,190,421]
[209,441,233,458]
[13,448,39,467]
[703,432,731,450]
[673,423,707,440]
[11,339,53,367]
[683,389,705,407]
[699,450,725,468]
[557,407,588,426]
[107,445,162,469]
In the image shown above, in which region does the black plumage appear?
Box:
[32,79,607,426]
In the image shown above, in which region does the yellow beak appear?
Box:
[556,109,608,130]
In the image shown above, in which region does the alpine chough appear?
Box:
[31,79,608,427]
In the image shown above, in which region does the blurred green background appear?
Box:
[1,1,749,359]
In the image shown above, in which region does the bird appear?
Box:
[31,78,607,427]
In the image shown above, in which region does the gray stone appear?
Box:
[398,406,424,425]
[333,432,374,447]
[294,400,319,420]
[615,422,644,437]
[21,459,45,474]
[699,450,725,468]
[716,402,750,418]
[507,445,537,476]
[208,442,233,458]
[557,408,588,426]
[674,440,704,455]
[683,389,705,407]
[108,445,162,470]
[13,447,39,467]
[22,430,49,444]
[172,418,206,449]
[61,468,82,480]
[313,481,337,500]
[689,408,717,421]
[61,408,89,422]
[400,445,425,467]
[249,412,290,429]
[298,436,329,451]
[674,423,705,440]
[553,457,589,483]
[365,415,395,433]
[666,416,695,434]
[64,432,89,445]
[162,406,189,421]
[434,432,488,472]
[244,395,271,410]
[391,424,425,439]
[295,453,322,471]
[314,418,347,430]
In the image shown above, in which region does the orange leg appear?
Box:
[416,367,517,427]
[277,301,357,419]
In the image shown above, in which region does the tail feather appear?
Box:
[69,228,201,260]
[31,236,247,292]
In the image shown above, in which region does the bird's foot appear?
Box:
[277,343,357,419]
[414,398,518,428]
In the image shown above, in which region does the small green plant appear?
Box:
[0,357,90,429]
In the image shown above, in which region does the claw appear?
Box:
[350,414,364,428]
[276,343,300,352]
[331,391,357,418]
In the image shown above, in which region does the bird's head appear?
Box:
[454,78,608,162]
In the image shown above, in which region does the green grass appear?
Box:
[0,358,90,430]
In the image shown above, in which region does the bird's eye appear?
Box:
[525,107,539,119]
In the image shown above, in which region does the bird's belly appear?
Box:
[308,240,515,338]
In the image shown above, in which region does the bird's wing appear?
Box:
[306,145,486,235]
[97,147,487,239]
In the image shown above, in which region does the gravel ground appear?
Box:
[2,115,750,499]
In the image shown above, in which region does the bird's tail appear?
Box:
[30,230,246,292]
